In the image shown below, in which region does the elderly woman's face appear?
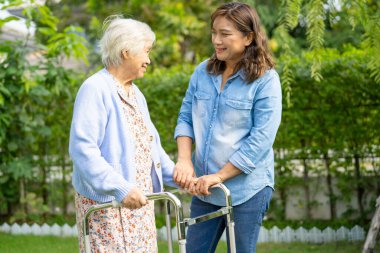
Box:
[124,43,152,80]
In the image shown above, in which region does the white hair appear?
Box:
[99,15,155,68]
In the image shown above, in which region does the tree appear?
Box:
[0,2,88,219]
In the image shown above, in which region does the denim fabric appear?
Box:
[186,186,273,253]
[174,60,282,206]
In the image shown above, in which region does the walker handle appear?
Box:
[112,199,122,208]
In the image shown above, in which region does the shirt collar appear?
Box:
[103,68,135,107]
[237,70,247,80]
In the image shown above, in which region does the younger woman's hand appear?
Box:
[194,174,223,196]
[173,159,195,189]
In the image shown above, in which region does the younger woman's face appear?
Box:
[211,16,252,67]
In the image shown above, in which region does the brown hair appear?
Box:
[206,2,275,83]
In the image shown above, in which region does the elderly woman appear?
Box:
[69,16,175,253]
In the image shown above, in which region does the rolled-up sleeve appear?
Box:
[174,70,198,141]
[229,72,282,174]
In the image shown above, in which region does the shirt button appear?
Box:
[156,163,161,169]
[149,135,153,141]
[209,125,212,128]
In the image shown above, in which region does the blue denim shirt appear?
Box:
[174,60,282,206]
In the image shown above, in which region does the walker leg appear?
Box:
[165,200,173,253]
[184,184,236,253]
[227,221,236,253]
[85,234,91,253]
[178,239,187,253]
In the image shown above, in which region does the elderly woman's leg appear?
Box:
[75,193,126,253]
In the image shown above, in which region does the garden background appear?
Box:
[0,0,379,247]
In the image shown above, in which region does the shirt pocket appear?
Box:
[193,91,211,118]
[223,99,253,127]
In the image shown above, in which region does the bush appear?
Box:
[136,64,196,154]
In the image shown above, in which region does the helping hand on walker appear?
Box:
[83,183,236,253]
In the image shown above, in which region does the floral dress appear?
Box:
[75,72,157,253]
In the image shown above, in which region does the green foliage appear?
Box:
[276,45,380,154]
[271,44,380,220]
[136,64,195,153]
[3,212,76,226]
[45,26,88,63]
[0,0,378,225]
[282,0,302,30]
[275,0,380,89]
[9,192,50,223]
[306,0,325,50]
[0,1,87,219]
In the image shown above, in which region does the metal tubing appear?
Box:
[179,239,187,253]
[165,200,173,253]
[208,184,237,253]
[227,220,236,253]
[83,192,185,253]
[184,207,229,226]
[211,183,233,209]
[82,183,235,253]
[174,183,236,253]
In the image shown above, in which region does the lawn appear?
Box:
[0,232,369,253]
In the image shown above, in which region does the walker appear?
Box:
[83,183,236,253]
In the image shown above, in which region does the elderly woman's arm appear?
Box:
[69,80,144,206]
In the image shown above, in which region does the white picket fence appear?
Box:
[0,223,78,237]
[0,223,365,243]
[157,225,366,243]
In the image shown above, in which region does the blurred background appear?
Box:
[0,0,379,245]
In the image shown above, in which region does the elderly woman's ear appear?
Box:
[122,50,129,60]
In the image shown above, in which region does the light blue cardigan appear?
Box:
[69,69,176,203]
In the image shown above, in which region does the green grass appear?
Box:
[256,242,367,253]
[0,233,77,253]
[0,232,370,253]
